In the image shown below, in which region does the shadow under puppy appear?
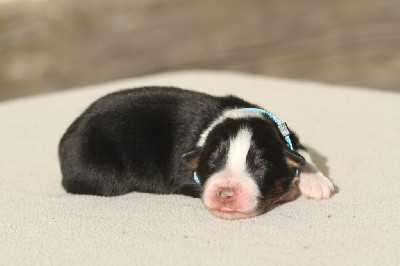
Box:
[59,87,334,220]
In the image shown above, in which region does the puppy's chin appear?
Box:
[204,191,297,220]
[201,190,260,220]
[207,208,259,220]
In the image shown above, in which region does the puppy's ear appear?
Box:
[284,148,305,168]
[182,149,201,169]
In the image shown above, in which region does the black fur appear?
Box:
[59,86,303,199]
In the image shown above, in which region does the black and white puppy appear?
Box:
[59,86,334,220]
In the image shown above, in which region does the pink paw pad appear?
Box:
[298,172,334,200]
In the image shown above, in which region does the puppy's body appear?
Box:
[59,86,334,219]
[60,87,265,196]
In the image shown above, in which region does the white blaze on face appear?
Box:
[202,127,261,220]
[226,128,252,173]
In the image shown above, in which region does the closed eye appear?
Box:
[247,149,268,170]
[208,142,228,170]
[253,154,265,167]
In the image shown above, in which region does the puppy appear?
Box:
[59,86,334,220]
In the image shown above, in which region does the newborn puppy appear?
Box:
[59,86,334,220]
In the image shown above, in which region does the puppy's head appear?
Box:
[183,117,304,220]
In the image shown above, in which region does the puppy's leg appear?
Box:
[296,149,334,200]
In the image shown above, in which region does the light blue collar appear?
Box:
[193,171,201,185]
[193,107,298,185]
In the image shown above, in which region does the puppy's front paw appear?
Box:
[298,171,334,200]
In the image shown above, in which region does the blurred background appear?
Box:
[1,0,399,102]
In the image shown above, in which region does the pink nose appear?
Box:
[216,187,235,203]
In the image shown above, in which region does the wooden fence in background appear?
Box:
[1,0,399,100]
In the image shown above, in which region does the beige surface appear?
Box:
[1,70,399,265]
